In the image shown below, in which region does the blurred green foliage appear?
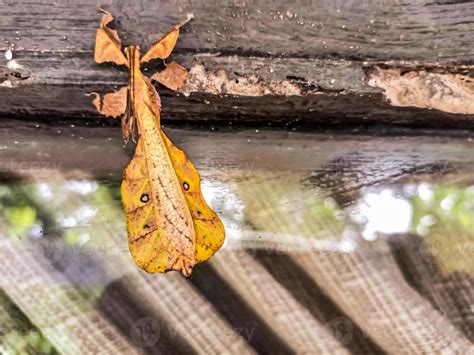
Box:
[0,181,124,354]
[410,185,474,273]
[0,290,57,354]
[237,174,345,239]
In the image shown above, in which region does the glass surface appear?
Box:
[0,124,472,353]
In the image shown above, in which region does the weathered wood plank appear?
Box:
[2,0,474,63]
[1,0,474,126]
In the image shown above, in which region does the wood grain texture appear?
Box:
[1,0,474,126]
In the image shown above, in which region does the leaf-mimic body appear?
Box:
[90,10,224,276]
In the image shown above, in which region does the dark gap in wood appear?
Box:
[1,114,473,138]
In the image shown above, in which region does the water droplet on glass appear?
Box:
[5,49,13,61]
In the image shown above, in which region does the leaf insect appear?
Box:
[89,9,225,276]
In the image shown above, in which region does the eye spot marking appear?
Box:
[183,182,190,191]
[140,193,149,203]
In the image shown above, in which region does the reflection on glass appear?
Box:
[0,177,472,352]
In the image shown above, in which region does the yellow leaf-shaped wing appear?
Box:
[95,9,128,67]
[161,130,225,262]
[121,135,197,276]
[140,28,179,64]
[140,15,193,64]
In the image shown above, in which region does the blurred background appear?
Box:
[0,122,472,353]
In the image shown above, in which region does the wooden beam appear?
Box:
[1,0,474,127]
